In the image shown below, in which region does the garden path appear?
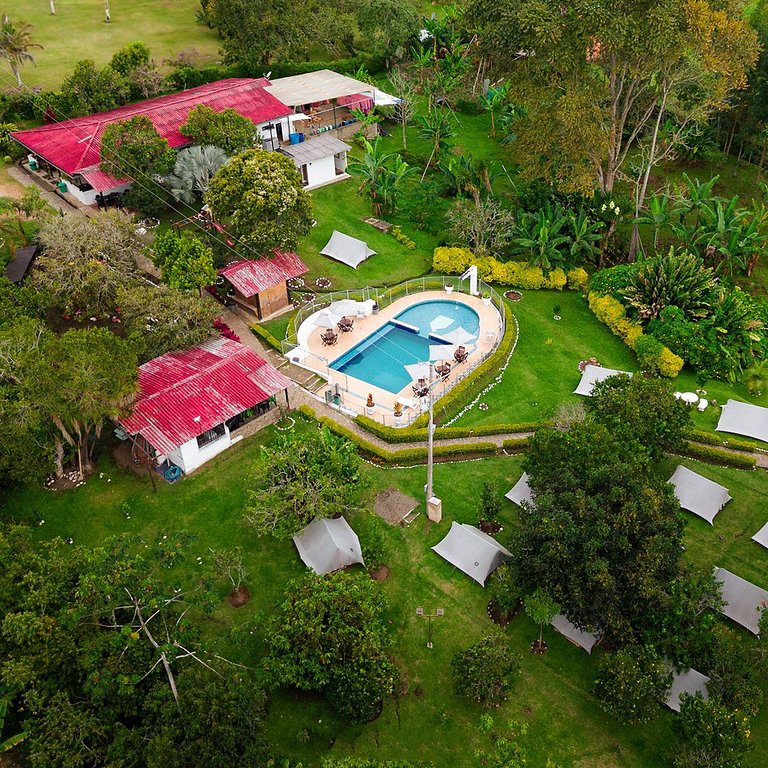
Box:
[7,165,88,217]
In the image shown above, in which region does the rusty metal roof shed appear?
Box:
[218,250,308,298]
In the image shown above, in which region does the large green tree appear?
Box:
[245,427,367,539]
[266,572,397,723]
[180,105,260,155]
[205,148,313,255]
[465,0,758,205]
[57,58,130,117]
[152,230,218,295]
[451,633,521,707]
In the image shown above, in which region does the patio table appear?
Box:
[680,391,699,404]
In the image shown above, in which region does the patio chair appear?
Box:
[697,398,709,412]
[435,362,451,378]
[321,329,338,346]
[454,346,468,364]
[337,316,355,333]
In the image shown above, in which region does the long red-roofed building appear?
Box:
[10,78,296,204]
[120,337,291,474]
[218,250,309,320]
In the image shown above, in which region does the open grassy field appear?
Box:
[5,416,768,767]
[11,0,221,89]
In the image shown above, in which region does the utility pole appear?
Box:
[424,361,442,522]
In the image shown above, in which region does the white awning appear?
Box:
[668,465,731,525]
[573,364,633,396]
[716,399,768,443]
[551,614,600,653]
[505,472,535,507]
[665,666,710,712]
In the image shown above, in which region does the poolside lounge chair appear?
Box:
[321,329,338,346]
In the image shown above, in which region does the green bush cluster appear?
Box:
[683,428,756,452]
[250,324,283,352]
[390,226,416,250]
[587,292,684,377]
[298,406,498,463]
[432,247,587,291]
[502,437,530,451]
[680,442,757,469]
[412,303,517,427]
[353,414,540,443]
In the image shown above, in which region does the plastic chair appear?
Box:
[697,398,709,412]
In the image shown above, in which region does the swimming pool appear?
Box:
[329,300,480,394]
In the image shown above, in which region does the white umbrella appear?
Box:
[429,344,457,361]
[444,327,476,345]
[329,299,360,316]
[404,361,431,380]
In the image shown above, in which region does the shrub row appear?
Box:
[683,428,756,453]
[250,324,283,352]
[297,405,499,463]
[587,293,684,377]
[502,437,530,451]
[433,247,588,291]
[680,442,757,469]
[353,414,542,443]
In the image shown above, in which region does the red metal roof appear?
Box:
[79,166,126,192]
[120,337,291,454]
[219,250,309,297]
[11,78,291,178]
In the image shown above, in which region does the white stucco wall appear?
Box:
[302,154,336,188]
[166,424,232,474]
[64,179,132,205]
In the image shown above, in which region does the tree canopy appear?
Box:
[205,148,313,256]
[180,104,261,154]
[152,230,218,294]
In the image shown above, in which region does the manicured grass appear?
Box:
[452,290,638,427]
[8,418,768,766]
[13,0,221,89]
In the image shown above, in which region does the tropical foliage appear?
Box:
[451,632,521,707]
[165,145,229,204]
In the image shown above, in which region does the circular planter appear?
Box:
[482,297,492,306]
[504,290,523,301]
[365,405,376,417]
[445,285,454,294]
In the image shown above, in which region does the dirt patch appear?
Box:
[530,639,548,655]
[478,520,502,535]
[487,598,521,627]
[227,585,251,607]
[370,564,390,581]
[504,290,523,301]
[374,488,419,525]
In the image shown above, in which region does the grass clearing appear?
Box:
[12,0,221,90]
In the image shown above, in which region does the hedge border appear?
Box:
[250,324,283,352]
[297,405,499,463]
[679,442,757,469]
[683,428,756,453]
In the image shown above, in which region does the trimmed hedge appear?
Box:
[353,414,541,443]
[297,405,499,463]
[432,247,587,291]
[250,324,283,352]
[683,428,756,453]
[587,292,684,377]
[680,442,757,469]
[413,302,517,427]
[502,437,530,451]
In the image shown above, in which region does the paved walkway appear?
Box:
[7,165,88,217]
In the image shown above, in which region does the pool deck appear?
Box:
[291,290,502,423]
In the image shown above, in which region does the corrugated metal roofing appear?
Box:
[121,337,291,454]
[11,78,291,178]
[281,134,351,164]
[80,166,127,192]
[265,70,377,107]
[219,250,308,298]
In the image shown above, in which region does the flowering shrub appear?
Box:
[391,225,416,250]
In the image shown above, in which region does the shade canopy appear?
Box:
[551,614,600,654]
[668,465,732,525]
[716,399,768,443]
[429,344,457,361]
[573,364,632,396]
[404,361,431,380]
[665,666,710,713]
[714,567,768,635]
[752,522,768,550]
[443,327,476,345]
[320,230,376,269]
[432,522,511,586]
[292,516,364,575]
[505,472,535,508]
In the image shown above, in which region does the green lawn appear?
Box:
[6,416,768,767]
[12,0,221,89]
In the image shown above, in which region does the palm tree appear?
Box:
[0,16,42,87]
[164,145,229,205]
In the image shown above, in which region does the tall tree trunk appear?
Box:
[10,63,23,88]
[401,119,407,150]
[50,0,56,13]
[54,441,64,478]
[104,0,111,22]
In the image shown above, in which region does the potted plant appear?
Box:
[445,283,454,294]
[393,401,404,425]
[365,393,376,416]
[482,292,492,306]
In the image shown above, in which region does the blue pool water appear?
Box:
[329,300,480,394]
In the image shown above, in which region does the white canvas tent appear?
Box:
[320,230,376,269]
[505,472,535,508]
[668,465,732,525]
[714,567,768,635]
[752,522,768,550]
[665,666,710,713]
[551,614,600,654]
[573,364,632,396]
[716,399,768,443]
[292,516,364,575]
[432,522,511,586]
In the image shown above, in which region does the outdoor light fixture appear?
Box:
[415,606,444,649]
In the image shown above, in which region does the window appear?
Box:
[196,422,226,449]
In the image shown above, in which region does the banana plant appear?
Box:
[512,204,572,274]
[0,692,27,754]
[479,81,511,139]
[569,210,604,265]
[635,191,673,253]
